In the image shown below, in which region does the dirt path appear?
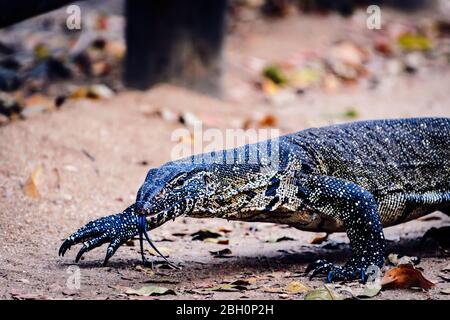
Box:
[1,9,450,300]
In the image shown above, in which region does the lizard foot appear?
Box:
[305,259,367,283]
[59,205,139,266]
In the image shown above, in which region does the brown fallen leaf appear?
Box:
[257,114,278,128]
[381,264,435,290]
[286,280,309,294]
[310,233,328,244]
[23,166,43,198]
[204,238,229,245]
[217,226,232,233]
[126,285,176,296]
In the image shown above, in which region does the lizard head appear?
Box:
[135,162,214,228]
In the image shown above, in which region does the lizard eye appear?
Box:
[171,173,188,189]
[174,178,185,187]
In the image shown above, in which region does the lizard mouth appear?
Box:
[137,215,179,269]
[135,198,197,269]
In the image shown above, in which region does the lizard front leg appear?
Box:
[59,205,140,265]
[295,174,386,282]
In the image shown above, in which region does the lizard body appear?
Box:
[59,117,450,281]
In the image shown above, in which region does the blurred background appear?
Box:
[0,0,449,127]
[0,0,449,300]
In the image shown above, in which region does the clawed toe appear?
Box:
[305,259,334,280]
[58,238,74,257]
[305,259,365,282]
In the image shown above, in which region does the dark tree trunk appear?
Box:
[124,0,228,97]
[0,0,77,28]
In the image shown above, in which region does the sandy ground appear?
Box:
[1,9,450,300]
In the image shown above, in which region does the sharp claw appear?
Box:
[103,247,113,266]
[103,238,123,266]
[309,265,327,279]
[59,238,73,257]
[75,245,87,263]
[305,259,323,274]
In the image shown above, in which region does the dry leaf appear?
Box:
[382,264,435,290]
[261,79,280,96]
[217,226,232,233]
[23,166,43,198]
[304,285,341,300]
[126,285,175,296]
[257,114,278,127]
[286,280,309,294]
[310,233,328,244]
[204,238,229,245]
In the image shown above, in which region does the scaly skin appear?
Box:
[59,117,450,282]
